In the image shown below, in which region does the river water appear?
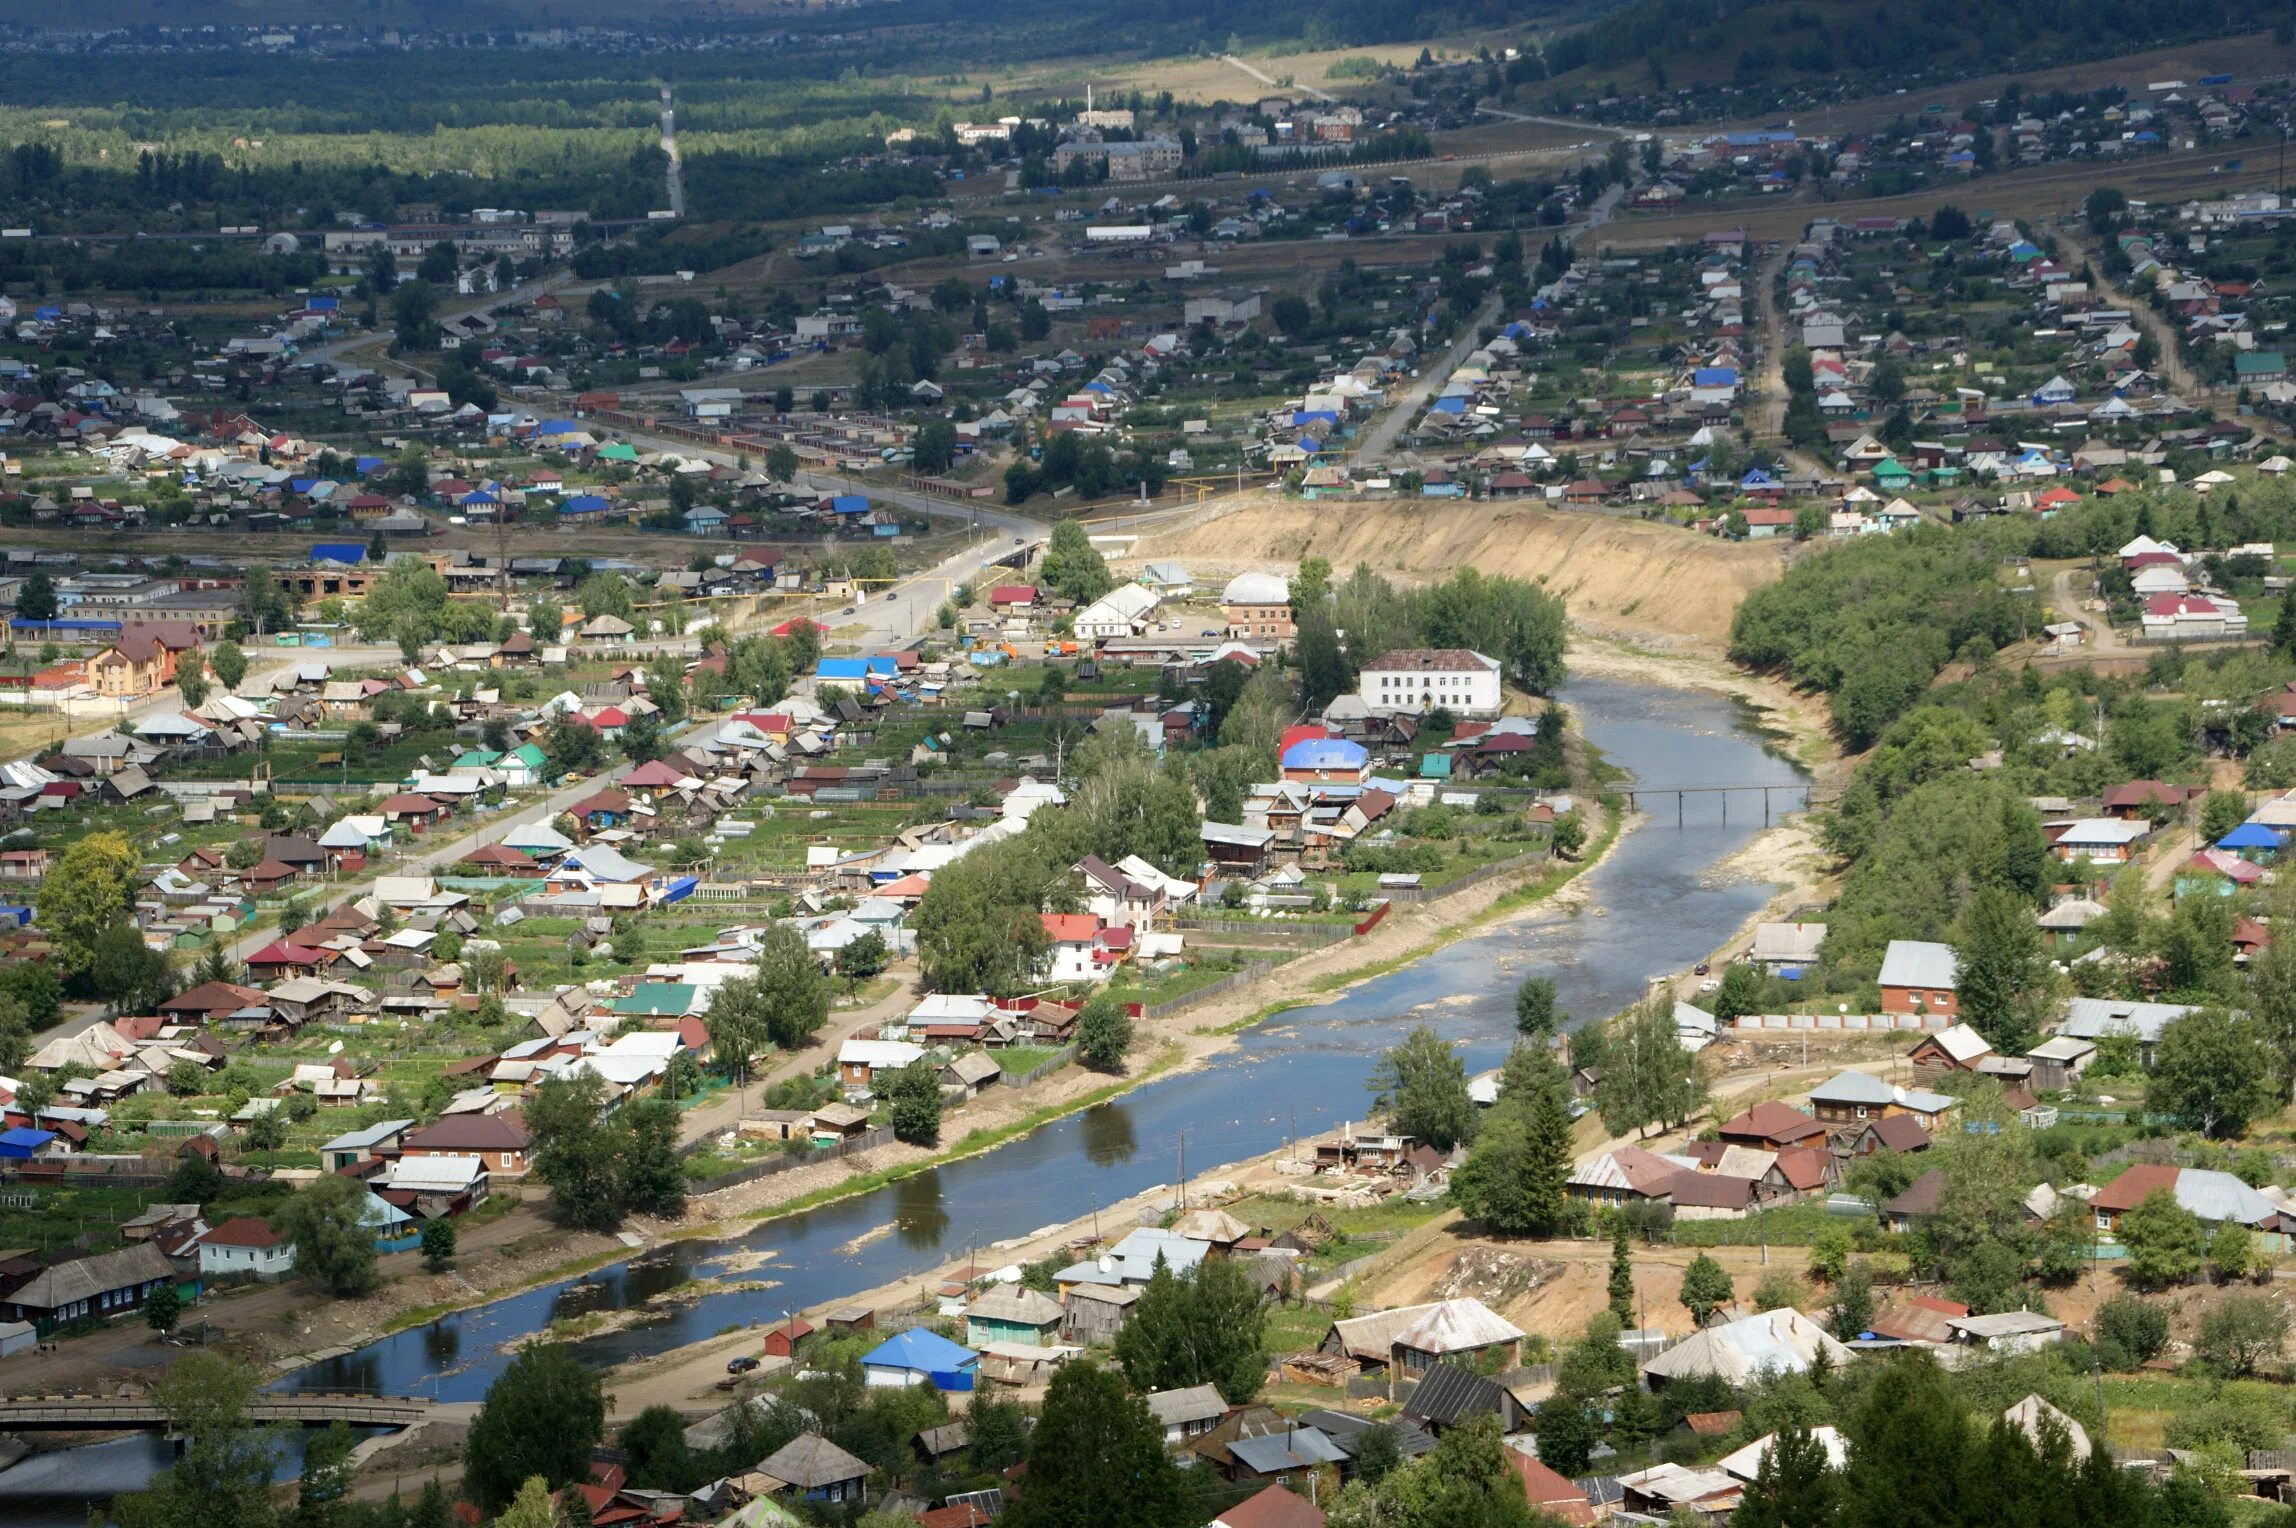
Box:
[0,673,1806,1523]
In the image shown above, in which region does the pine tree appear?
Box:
[1680,1253,1734,1326]
[1731,1422,1842,1528]
[1608,1227,1635,1325]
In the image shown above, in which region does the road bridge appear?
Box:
[0,1392,446,1432]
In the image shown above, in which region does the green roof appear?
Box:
[509,743,547,767]
[2235,352,2286,376]
[453,748,502,768]
[612,982,696,1016]
[598,442,639,462]
[1419,753,1453,778]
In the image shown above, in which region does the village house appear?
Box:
[1878,939,1958,1016]
[195,1217,294,1280]
[1806,1070,1957,1130]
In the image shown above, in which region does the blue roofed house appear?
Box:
[310,542,366,566]
[559,494,610,520]
[2216,821,2284,862]
[830,494,869,516]
[861,1326,979,1389]
[815,657,872,688]
[1281,735,1371,784]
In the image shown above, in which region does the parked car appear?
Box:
[727,1355,759,1374]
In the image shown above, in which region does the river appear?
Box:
[0,673,1805,1522]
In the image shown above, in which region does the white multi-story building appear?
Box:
[1358,649,1504,717]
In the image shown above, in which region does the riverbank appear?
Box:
[1563,633,1847,988]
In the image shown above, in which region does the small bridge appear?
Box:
[0,1392,440,1432]
[1621,782,1810,827]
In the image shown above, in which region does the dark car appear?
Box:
[727,1355,760,1374]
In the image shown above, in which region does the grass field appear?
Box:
[1600,145,2294,250]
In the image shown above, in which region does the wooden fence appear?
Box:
[1167,916,1354,948]
[1379,849,1550,905]
[683,1126,895,1196]
[1139,959,1284,1022]
[1000,1044,1081,1088]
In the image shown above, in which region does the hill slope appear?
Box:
[1541,0,2296,94]
[1132,500,1782,651]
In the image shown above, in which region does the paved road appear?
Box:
[601,421,1052,651]
[1353,291,1505,464]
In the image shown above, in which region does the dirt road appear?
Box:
[2051,565,2130,654]
[2058,226,2219,406]
[1750,238,1792,440]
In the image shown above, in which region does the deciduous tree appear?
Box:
[1001,1361,1186,1528]
[273,1170,379,1296]
[463,1345,607,1513]
[1367,1025,1477,1152]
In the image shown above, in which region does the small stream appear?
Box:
[0,673,1807,1524]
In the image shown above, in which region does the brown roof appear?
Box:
[1717,1100,1828,1146]
[2091,1163,2181,1215]
[1883,1167,1949,1219]
[1860,1115,1934,1154]
[1358,649,1494,673]
[199,1216,284,1250]
[1685,1410,1743,1436]
[402,1113,530,1152]
[1217,1485,1326,1528]
[161,980,268,1015]
[1668,1173,1758,1211]
[1866,1293,1968,1344]
[1770,1146,1831,1192]
[1505,1452,1594,1526]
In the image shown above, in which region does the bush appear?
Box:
[1751,1270,1807,1312]
[2095,1295,2168,1369]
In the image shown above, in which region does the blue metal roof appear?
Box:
[561,494,610,515]
[1282,737,1368,770]
[2218,823,2283,850]
[310,542,366,565]
[863,1327,977,1372]
[1692,367,1738,387]
[1428,396,1467,414]
[817,658,870,680]
[831,495,868,514]
[537,419,580,436]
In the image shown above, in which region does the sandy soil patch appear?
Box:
[1131,501,1784,651]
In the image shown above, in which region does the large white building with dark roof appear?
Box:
[1358,648,1503,717]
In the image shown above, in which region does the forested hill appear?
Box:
[0,0,1573,58]
[1542,0,2296,90]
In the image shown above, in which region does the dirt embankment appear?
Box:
[1131,500,1783,652]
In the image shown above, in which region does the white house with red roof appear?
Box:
[1040,913,1131,984]
[196,1217,294,1280]
[2142,593,2244,640]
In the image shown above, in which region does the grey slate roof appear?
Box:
[1878,939,1959,990]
